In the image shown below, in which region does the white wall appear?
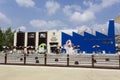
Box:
[14,31,62,54]
[47,31,61,53]
[24,32,27,53]
[35,32,39,50]
[13,33,17,52]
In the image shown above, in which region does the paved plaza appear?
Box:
[0,65,120,80]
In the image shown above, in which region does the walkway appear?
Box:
[0,65,120,80]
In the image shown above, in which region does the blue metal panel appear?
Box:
[62,20,116,54]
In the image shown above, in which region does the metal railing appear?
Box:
[0,53,120,69]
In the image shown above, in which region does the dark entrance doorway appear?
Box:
[49,42,58,53]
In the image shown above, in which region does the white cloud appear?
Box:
[60,20,120,35]
[30,20,47,28]
[63,5,72,16]
[77,25,92,35]
[60,29,78,35]
[85,0,120,13]
[63,5,95,23]
[15,0,35,8]
[70,11,95,23]
[0,12,11,24]
[45,0,60,15]
[92,23,108,35]
[101,0,120,8]
[17,26,26,31]
[83,1,93,7]
[77,20,120,35]
[63,0,120,24]
[77,22,108,35]
[115,23,120,34]
[30,19,66,30]
[63,5,82,16]
[88,22,120,35]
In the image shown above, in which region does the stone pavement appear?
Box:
[0,65,120,80]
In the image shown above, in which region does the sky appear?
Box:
[0,0,120,34]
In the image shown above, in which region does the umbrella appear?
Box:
[39,43,46,48]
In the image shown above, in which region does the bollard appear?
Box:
[44,54,47,66]
[67,54,69,66]
[5,53,7,64]
[92,55,94,68]
[119,55,120,69]
[24,53,26,65]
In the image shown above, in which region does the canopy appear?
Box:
[39,43,46,48]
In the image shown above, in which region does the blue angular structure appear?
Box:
[62,20,116,54]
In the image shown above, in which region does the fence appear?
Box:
[0,53,120,69]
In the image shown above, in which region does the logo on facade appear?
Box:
[50,32,57,41]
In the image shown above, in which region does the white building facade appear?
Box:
[14,31,61,54]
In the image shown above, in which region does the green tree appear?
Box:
[0,28,3,51]
[0,27,15,50]
[0,28,3,45]
[4,28,15,48]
